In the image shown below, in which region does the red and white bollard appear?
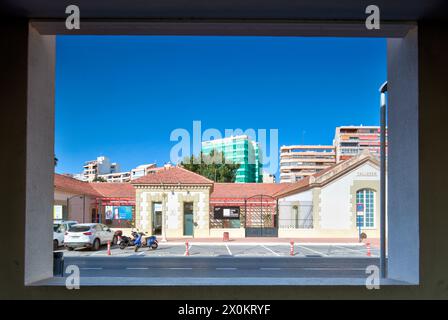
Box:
[107,240,111,256]
[290,240,294,256]
[185,240,190,256]
[366,242,371,257]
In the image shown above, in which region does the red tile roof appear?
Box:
[54,174,135,198]
[211,183,294,199]
[90,183,135,198]
[54,174,100,197]
[131,166,214,185]
[271,176,311,197]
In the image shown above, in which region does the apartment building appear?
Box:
[98,171,131,183]
[333,126,385,162]
[279,145,336,183]
[81,156,121,182]
[201,135,263,183]
[262,171,276,183]
[130,163,157,180]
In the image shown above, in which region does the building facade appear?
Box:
[132,166,214,238]
[333,125,385,162]
[130,163,157,180]
[98,171,131,183]
[79,156,121,182]
[262,171,276,183]
[54,174,136,234]
[201,135,263,183]
[276,152,381,239]
[56,153,380,241]
[279,145,336,183]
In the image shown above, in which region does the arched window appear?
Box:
[356,189,375,228]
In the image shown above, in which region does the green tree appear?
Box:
[92,176,107,182]
[181,150,240,182]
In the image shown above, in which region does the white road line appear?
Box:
[216,267,237,270]
[168,267,193,270]
[225,244,232,256]
[80,267,103,270]
[261,245,280,256]
[333,245,366,254]
[301,267,366,271]
[260,267,281,270]
[126,267,148,270]
[300,245,329,257]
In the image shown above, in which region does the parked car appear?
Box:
[53,220,78,250]
[64,223,117,251]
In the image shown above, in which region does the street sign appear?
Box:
[356,203,364,216]
[213,206,240,219]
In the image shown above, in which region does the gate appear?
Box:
[244,194,278,237]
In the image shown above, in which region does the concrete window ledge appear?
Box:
[28,277,414,286]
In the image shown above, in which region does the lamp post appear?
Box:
[379,81,388,279]
[161,192,167,242]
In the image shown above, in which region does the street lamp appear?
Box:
[379,81,387,279]
[161,192,167,242]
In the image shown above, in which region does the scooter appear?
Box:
[132,231,143,252]
[118,231,143,251]
[144,235,158,250]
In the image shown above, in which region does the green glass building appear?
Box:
[201,135,263,183]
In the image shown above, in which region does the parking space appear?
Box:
[58,242,378,258]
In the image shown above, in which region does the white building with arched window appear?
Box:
[276,151,381,240]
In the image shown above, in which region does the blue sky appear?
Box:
[55,35,386,176]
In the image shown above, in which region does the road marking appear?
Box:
[261,245,280,256]
[301,267,366,271]
[80,267,103,270]
[126,267,148,270]
[300,245,329,257]
[333,245,366,254]
[225,244,232,256]
[216,267,237,270]
[260,267,281,270]
[168,267,193,270]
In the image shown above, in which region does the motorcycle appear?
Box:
[118,231,143,251]
[118,231,158,251]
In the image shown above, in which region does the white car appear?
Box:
[64,223,117,251]
[53,220,78,250]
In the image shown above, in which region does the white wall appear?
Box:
[319,162,379,230]
[279,189,313,203]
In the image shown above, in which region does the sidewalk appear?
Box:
[162,237,380,248]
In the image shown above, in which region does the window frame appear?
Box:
[24,20,419,286]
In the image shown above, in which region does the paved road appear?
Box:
[62,256,379,278]
[60,243,379,258]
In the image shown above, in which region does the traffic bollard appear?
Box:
[107,240,111,256]
[290,240,294,256]
[366,242,371,257]
[185,240,189,256]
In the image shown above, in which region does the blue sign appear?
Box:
[117,206,133,220]
[356,203,364,214]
